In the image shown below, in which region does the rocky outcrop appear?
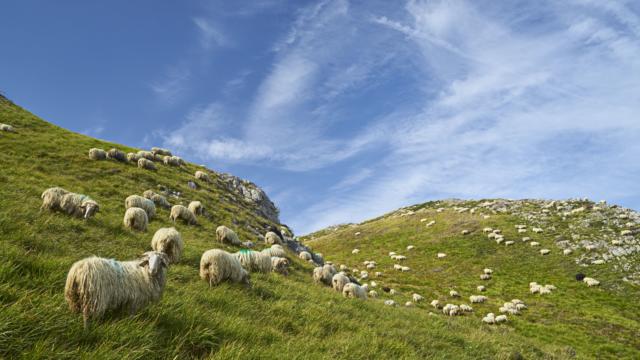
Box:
[219,173,280,223]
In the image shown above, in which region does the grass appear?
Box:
[1,98,639,359]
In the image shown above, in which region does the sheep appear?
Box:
[150,194,171,209]
[64,251,169,329]
[532,227,544,233]
[216,225,241,245]
[125,195,156,219]
[530,241,540,247]
[0,123,15,132]
[368,290,378,298]
[482,313,496,324]
[484,268,493,274]
[366,263,376,270]
[126,152,141,163]
[621,230,632,236]
[412,293,424,302]
[354,231,361,236]
[265,231,282,245]
[483,227,493,233]
[188,201,204,216]
[505,241,514,246]
[394,264,402,271]
[592,259,605,265]
[332,272,351,292]
[460,304,473,312]
[563,249,573,255]
[137,150,155,161]
[530,282,555,294]
[123,207,148,231]
[234,250,272,273]
[495,315,508,323]
[470,295,487,303]
[437,253,446,258]
[450,290,460,297]
[540,249,550,255]
[143,190,155,199]
[430,300,441,309]
[370,281,377,288]
[138,158,156,170]
[407,245,415,251]
[48,191,99,219]
[480,274,491,280]
[271,256,290,275]
[488,233,497,239]
[442,304,460,316]
[342,283,367,299]
[426,220,436,227]
[299,251,313,261]
[405,302,415,307]
[200,249,250,287]
[163,156,181,166]
[151,147,172,156]
[375,271,383,277]
[522,237,531,242]
[389,289,397,295]
[88,148,106,160]
[313,264,337,286]
[195,170,211,182]
[352,248,360,254]
[477,285,486,292]
[170,205,197,225]
[261,244,286,258]
[401,266,411,272]
[461,230,470,235]
[583,277,600,287]
[106,148,126,162]
[392,255,407,261]
[384,300,397,306]
[151,227,183,264]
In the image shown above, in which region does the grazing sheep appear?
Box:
[389,289,397,295]
[426,220,436,227]
[461,230,470,235]
[437,253,446,258]
[126,152,141,163]
[407,245,415,251]
[621,230,632,236]
[271,256,290,275]
[299,251,313,261]
[64,251,169,329]
[495,315,508,323]
[480,274,491,280]
[563,249,573,256]
[484,268,493,274]
[583,277,600,287]
[261,244,286,258]
[540,249,550,255]
[477,285,486,292]
[265,231,282,245]
[137,151,155,161]
[0,123,15,132]
[138,158,156,170]
[57,192,99,219]
[88,148,106,160]
[123,207,148,231]
[384,300,397,306]
[430,300,441,309]
[405,301,415,307]
[460,304,473,312]
[400,266,411,272]
[368,290,378,298]
[483,227,493,233]
[352,249,360,254]
[332,273,351,292]
[151,227,183,264]
[188,201,204,216]
[482,313,496,324]
[370,281,377,288]
[151,194,171,209]
[504,240,514,246]
[170,205,197,225]
[200,249,250,287]
[530,282,555,294]
[216,225,241,245]
[151,147,172,156]
[470,295,487,303]
[530,242,540,247]
[449,290,460,297]
[412,293,424,302]
[313,264,337,286]
[106,148,126,162]
[442,304,461,316]
[234,250,272,273]
[375,271,383,277]
[143,190,155,199]
[342,283,367,299]
[522,237,531,242]
[195,170,211,182]
[532,227,544,233]
[163,156,181,166]
[125,195,156,219]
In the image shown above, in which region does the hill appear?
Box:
[1,97,639,359]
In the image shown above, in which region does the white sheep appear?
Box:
[170,205,197,225]
[470,295,487,303]
[188,201,204,216]
[64,251,169,329]
[442,304,460,316]
[430,300,441,309]
[106,148,126,162]
[332,272,351,292]
[370,281,378,288]
[522,237,531,242]
[405,301,415,307]
[460,304,473,312]
[450,290,460,297]
[461,230,470,235]
[195,170,211,182]
[163,156,181,167]
[0,123,15,132]
[41,187,100,219]
[88,148,106,160]
[540,249,550,255]
[401,266,411,272]
[299,251,313,261]
[126,152,140,163]
[621,230,632,236]
[234,250,272,273]
[150,227,183,264]
[583,277,600,287]
[505,240,514,246]
[384,300,397,306]
[530,242,540,247]
[352,248,360,254]
[437,253,446,258]
[563,249,572,255]
[123,207,148,231]
[480,274,491,280]
[484,268,493,274]
[137,158,156,170]
[261,244,286,258]
[265,231,282,245]
[483,227,493,233]
[200,249,250,287]
[407,245,415,251]
[532,227,544,233]
[368,290,378,298]
[313,264,337,286]
[412,293,424,302]
[125,195,156,219]
[216,225,241,245]
[495,315,508,323]
[426,220,436,227]
[270,256,290,275]
[482,313,496,324]
[477,285,486,292]
[151,147,172,156]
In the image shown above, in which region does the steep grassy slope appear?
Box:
[1,97,639,359]
[304,201,640,359]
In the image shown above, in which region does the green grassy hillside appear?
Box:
[1,98,639,359]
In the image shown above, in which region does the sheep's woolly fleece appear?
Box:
[124,207,148,231]
[171,205,197,225]
[200,249,250,287]
[151,227,184,264]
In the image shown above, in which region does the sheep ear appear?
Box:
[138,259,149,267]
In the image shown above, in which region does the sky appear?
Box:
[2,0,640,234]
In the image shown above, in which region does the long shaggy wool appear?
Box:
[151,194,171,209]
[60,193,99,218]
[41,187,69,211]
[195,170,211,182]
[125,195,156,219]
[332,273,351,292]
[200,249,250,286]
[299,251,312,261]
[170,205,197,225]
[264,231,282,245]
[261,244,286,258]
[188,201,204,216]
[124,207,148,231]
[151,227,184,264]
[0,123,15,132]
[137,150,155,161]
[163,156,181,166]
[127,152,140,163]
[313,264,337,286]
[270,257,289,275]
[64,252,168,326]
[234,250,271,273]
[151,147,172,156]
[106,148,126,162]
[216,225,241,245]
[88,148,106,160]
[342,283,368,300]
[137,158,156,170]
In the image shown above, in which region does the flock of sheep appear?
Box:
[37,145,296,329]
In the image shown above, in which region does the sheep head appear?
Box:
[139,251,169,276]
[81,200,99,219]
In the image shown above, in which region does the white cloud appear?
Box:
[150,65,191,104]
[193,17,227,50]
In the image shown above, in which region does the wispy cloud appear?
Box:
[150,65,191,105]
[193,17,227,50]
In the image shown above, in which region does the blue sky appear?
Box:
[2,0,640,234]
